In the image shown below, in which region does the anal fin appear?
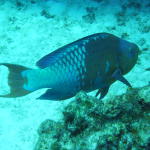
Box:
[37,89,72,101]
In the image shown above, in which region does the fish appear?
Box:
[0,33,139,100]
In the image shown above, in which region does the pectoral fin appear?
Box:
[112,68,132,87]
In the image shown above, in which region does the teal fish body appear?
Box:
[0,33,139,100]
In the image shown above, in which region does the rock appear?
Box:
[34,85,150,150]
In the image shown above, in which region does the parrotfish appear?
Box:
[0,33,139,100]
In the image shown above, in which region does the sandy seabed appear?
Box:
[0,0,149,150]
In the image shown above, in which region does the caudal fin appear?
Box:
[0,63,31,98]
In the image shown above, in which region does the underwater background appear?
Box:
[0,0,150,150]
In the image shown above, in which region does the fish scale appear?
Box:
[0,33,139,100]
[51,45,86,92]
[36,33,138,99]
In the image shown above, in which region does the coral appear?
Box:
[34,85,150,150]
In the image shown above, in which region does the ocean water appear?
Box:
[0,0,149,150]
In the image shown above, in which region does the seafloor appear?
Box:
[0,0,149,150]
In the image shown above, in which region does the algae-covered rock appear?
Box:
[34,86,150,150]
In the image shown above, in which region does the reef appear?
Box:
[34,85,150,150]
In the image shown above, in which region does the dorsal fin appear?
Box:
[36,33,109,69]
[36,47,65,69]
[36,40,82,69]
[36,40,81,69]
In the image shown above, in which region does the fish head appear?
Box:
[118,39,139,74]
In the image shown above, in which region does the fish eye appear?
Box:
[130,48,135,57]
[129,45,138,58]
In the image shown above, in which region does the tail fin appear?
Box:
[0,63,31,98]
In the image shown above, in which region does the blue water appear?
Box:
[0,0,149,150]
